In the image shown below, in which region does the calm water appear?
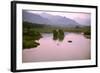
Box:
[22,32,91,63]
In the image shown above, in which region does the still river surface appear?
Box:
[22,32,91,63]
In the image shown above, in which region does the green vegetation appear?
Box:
[58,29,64,41]
[23,30,42,49]
[53,30,58,40]
[84,30,91,35]
[53,29,64,41]
[23,22,42,49]
[23,21,91,49]
[23,40,40,49]
[23,22,90,34]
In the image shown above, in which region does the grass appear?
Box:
[23,40,40,49]
[23,22,91,49]
[28,26,90,33]
[23,29,42,49]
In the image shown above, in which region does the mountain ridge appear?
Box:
[23,11,80,27]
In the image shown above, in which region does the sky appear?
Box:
[26,10,91,25]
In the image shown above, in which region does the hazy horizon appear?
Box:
[23,10,91,26]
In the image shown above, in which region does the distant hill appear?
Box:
[23,11,80,27]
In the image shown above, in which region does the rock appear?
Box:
[68,40,72,43]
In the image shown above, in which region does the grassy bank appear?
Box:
[23,22,91,49]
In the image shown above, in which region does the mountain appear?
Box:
[23,11,49,25]
[41,13,80,27]
[23,11,80,27]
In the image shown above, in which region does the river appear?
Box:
[22,32,91,63]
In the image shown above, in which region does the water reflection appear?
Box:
[22,33,91,63]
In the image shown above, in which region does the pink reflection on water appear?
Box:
[22,33,91,63]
